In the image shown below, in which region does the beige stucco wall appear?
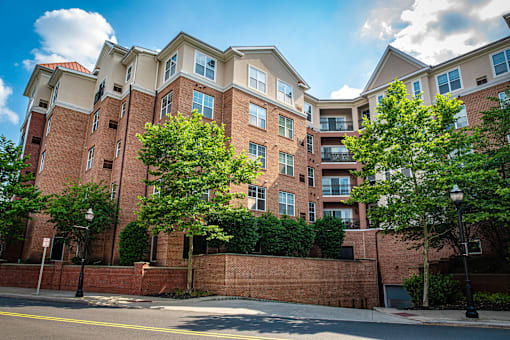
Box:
[156,44,184,89]
[370,53,422,91]
[180,43,226,87]
[134,54,157,90]
[95,49,127,96]
[56,73,95,110]
[31,74,52,111]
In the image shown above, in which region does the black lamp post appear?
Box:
[450,185,478,318]
[75,208,94,298]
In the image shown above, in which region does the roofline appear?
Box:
[48,66,97,87]
[361,66,430,96]
[23,64,53,97]
[93,41,129,73]
[121,45,158,65]
[157,32,227,61]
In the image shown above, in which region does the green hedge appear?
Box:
[313,216,346,258]
[403,273,460,307]
[119,221,149,265]
[207,210,259,253]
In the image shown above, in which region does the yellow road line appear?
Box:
[0,311,289,340]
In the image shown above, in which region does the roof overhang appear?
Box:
[48,66,97,87]
[121,46,158,66]
[93,41,129,74]
[23,64,54,97]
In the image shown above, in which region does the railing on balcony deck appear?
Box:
[322,184,354,196]
[321,152,354,162]
[323,216,361,229]
[320,118,353,132]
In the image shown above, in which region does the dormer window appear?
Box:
[277,80,293,105]
[126,65,132,82]
[194,51,216,81]
[164,52,177,81]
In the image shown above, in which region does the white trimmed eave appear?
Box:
[121,46,158,66]
[23,65,53,97]
[48,67,97,87]
[361,66,430,97]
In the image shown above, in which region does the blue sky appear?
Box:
[0,0,509,142]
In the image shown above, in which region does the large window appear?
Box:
[160,91,172,119]
[249,142,266,168]
[248,66,267,93]
[248,185,266,211]
[249,103,266,129]
[279,152,294,176]
[278,115,293,139]
[277,80,293,105]
[306,134,313,153]
[437,68,462,94]
[92,110,100,133]
[413,80,421,97]
[307,167,315,187]
[46,115,52,136]
[324,209,352,221]
[126,65,132,82]
[279,191,295,216]
[86,146,95,171]
[194,51,216,81]
[491,48,510,76]
[322,177,350,196]
[164,52,177,81]
[120,102,126,118]
[39,151,46,173]
[454,105,468,129]
[304,102,313,122]
[308,202,316,223]
[192,91,214,119]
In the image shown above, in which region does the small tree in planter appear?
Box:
[314,216,346,258]
[119,221,149,265]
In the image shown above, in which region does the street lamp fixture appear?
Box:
[450,185,478,318]
[75,208,94,298]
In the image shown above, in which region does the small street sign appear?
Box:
[42,238,50,248]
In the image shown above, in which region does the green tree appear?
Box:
[343,80,495,307]
[314,216,346,258]
[119,221,149,265]
[46,181,118,257]
[0,136,45,258]
[207,209,259,254]
[136,111,260,290]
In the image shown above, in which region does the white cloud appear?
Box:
[361,0,510,65]
[23,8,117,71]
[330,85,362,99]
[0,78,19,125]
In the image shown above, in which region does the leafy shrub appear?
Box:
[314,216,346,258]
[474,292,510,305]
[207,210,259,253]
[258,213,315,257]
[403,273,460,307]
[119,221,149,265]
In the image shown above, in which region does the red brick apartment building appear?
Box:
[14,15,510,305]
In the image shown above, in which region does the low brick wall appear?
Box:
[453,274,510,294]
[0,262,187,295]
[193,254,379,309]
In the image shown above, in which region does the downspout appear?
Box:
[109,84,133,265]
[374,230,384,307]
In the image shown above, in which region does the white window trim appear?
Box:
[276,78,293,105]
[248,142,266,169]
[489,48,510,78]
[322,176,350,197]
[160,91,172,119]
[279,151,294,176]
[278,115,294,139]
[307,166,315,187]
[193,50,217,82]
[435,67,463,95]
[192,90,214,119]
[121,102,126,118]
[306,134,314,153]
[86,146,95,171]
[39,150,46,173]
[115,140,121,158]
[454,104,469,129]
[248,64,267,94]
[279,191,295,216]
[248,184,266,212]
[111,182,116,200]
[412,79,422,98]
[51,81,60,107]
[304,102,313,123]
[92,110,100,133]
[126,64,133,82]
[308,202,316,223]
[249,103,267,129]
[164,52,178,82]
[46,115,52,136]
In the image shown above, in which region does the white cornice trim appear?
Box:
[455,73,510,98]
[131,84,156,96]
[361,67,430,97]
[53,101,91,114]
[31,107,48,115]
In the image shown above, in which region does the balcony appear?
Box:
[322,184,353,196]
[323,215,360,229]
[320,118,353,132]
[321,152,354,162]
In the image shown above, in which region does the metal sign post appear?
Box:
[36,238,51,296]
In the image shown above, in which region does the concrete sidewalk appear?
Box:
[1,286,509,329]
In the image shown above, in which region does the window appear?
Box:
[437,68,462,94]
[111,182,116,200]
[86,146,95,171]
[324,209,352,221]
[491,48,510,76]
[278,115,293,139]
[160,91,172,119]
[308,202,316,223]
[39,151,46,173]
[192,91,214,119]
[306,134,313,153]
[153,180,161,197]
[108,120,118,129]
[113,84,122,93]
[201,190,210,201]
[194,51,216,81]
[39,100,48,109]
[279,152,294,176]
[46,115,52,136]
[126,65,132,82]
[248,65,267,93]
[279,191,295,216]
[249,103,266,129]
[249,142,266,168]
[103,160,113,169]
[248,185,266,211]
[120,102,126,118]
[92,110,100,132]
[304,102,312,122]
[322,177,350,196]
[307,167,315,187]
[50,237,65,261]
[116,140,121,158]
[277,80,293,105]
[51,81,59,106]
[377,95,383,103]
[164,52,177,81]
[476,76,487,86]
[499,92,509,109]
[454,105,468,129]
[413,80,421,97]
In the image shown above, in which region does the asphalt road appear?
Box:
[0,297,509,339]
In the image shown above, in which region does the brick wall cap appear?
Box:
[194,253,376,262]
[145,266,188,270]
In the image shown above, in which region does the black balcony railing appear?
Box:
[320,119,353,132]
[321,152,354,162]
[323,215,360,229]
[322,184,353,196]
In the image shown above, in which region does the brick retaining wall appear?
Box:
[193,254,379,309]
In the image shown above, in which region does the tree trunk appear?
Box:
[422,223,430,307]
[186,234,193,292]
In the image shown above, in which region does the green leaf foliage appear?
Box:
[403,273,460,307]
[314,216,346,258]
[46,180,118,251]
[119,221,149,265]
[206,209,259,254]
[0,136,45,255]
